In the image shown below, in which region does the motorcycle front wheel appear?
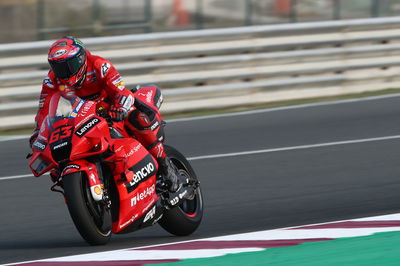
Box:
[63,171,112,245]
[158,145,204,236]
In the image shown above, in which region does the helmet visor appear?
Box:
[49,51,86,80]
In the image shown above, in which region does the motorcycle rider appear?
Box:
[29,36,180,192]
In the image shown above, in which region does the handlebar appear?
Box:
[97,110,114,126]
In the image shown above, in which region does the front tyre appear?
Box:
[63,172,112,245]
[158,145,204,236]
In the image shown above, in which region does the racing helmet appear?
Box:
[48,37,87,87]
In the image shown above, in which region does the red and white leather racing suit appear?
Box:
[34,52,167,160]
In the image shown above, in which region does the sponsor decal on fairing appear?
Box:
[75,113,95,127]
[142,198,156,213]
[119,214,139,229]
[89,173,97,183]
[53,142,68,150]
[123,143,142,158]
[33,139,46,151]
[75,117,100,137]
[143,206,156,223]
[128,162,155,187]
[125,154,157,193]
[90,184,103,201]
[78,101,95,117]
[130,184,156,207]
[94,186,102,195]
[61,164,80,175]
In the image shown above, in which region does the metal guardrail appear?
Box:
[2,16,400,130]
[3,16,400,53]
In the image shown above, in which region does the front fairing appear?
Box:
[29,91,162,232]
[29,91,110,176]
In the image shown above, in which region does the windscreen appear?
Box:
[45,92,86,163]
[47,92,84,128]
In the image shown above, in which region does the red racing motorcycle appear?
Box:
[28,87,203,245]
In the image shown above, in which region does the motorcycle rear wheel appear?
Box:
[64,171,112,245]
[158,145,204,236]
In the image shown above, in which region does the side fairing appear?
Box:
[109,138,159,233]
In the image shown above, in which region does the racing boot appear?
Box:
[157,157,180,193]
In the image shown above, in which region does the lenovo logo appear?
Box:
[75,117,100,137]
[125,154,157,193]
[128,162,155,187]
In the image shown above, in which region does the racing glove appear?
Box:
[108,94,134,122]
[109,106,128,121]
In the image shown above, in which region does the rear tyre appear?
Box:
[158,145,204,236]
[63,172,112,245]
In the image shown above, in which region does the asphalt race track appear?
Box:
[2,95,400,264]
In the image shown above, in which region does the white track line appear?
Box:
[0,135,28,142]
[2,134,400,181]
[187,134,400,160]
[0,174,33,181]
[167,93,400,123]
[0,173,48,181]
